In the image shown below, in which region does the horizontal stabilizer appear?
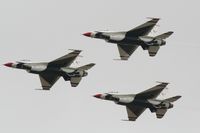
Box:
[70,77,82,87]
[77,63,95,71]
[156,108,167,119]
[163,96,181,103]
[148,46,160,57]
[155,31,173,40]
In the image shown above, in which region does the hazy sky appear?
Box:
[0,0,200,132]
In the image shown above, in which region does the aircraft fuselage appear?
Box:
[6,62,88,79]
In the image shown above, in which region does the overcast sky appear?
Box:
[0,0,200,132]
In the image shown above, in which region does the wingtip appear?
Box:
[113,58,128,61]
[68,49,82,53]
[156,81,170,84]
[121,119,136,122]
[146,17,161,20]
[176,95,182,99]
[35,88,50,91]
[120,56,129,61]
[89,63,96,67]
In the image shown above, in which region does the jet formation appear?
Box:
[94,82,181,121]
[4,50,95,90]
[3,18,181,121]
[83,18,173,60]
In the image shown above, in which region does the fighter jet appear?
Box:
[4,50,95,90]
[83,18,173,60]
[94,82,181,121]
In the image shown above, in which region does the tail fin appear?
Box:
[155,31,174,39]
[77,63,95,71]
[163,95,181,103]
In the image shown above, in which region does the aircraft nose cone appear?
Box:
[4,62,13,67]
[93,94,102,98]
[83,32,92,37]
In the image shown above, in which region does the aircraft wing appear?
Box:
[48,50,81,67]
[126,105,146,121]
[136,82,169,99]
[70,77,82,87]
[156,108,167,118]
[117,44,139,60]
[39,73,60,90]
[148,46,160,57]
[126,18,159,37]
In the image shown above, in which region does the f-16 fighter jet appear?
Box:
[83,18,173,60]
[94,82,181,121]
[4,50,95,90]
